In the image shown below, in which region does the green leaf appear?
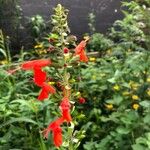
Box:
[108,95,123,105]
[11,99,38,112]
[140,101,150,108]
[107,77,116,83]
[143,113,150,124]
[0,117,37,129]
[0,48,7,58]
[132,144,146,150]
[116,126,130,134]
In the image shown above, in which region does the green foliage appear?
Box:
[28,15,46,41]
[81,50,150,150]
[0,30,11,63]
[87,33,113,52]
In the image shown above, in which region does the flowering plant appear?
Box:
[21,4,88,148]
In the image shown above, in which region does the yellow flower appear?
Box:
[132,95,139,100]
[147,77,150,83]
[132,104,139,110]
[105,104,113,110]
[0,60,8,65]
[43,49,47,54]
[36,49,47,55]
[89,57,96,62]
[48,82,55,85]
[113,85,120,91]
[34,43,43,49]
[129,81,139,90]
[147,89,150,96]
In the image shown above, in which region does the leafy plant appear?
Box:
[28,15,46,41]
[0,29,11,64]
[87,33,113,53]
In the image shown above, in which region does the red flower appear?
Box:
[22,59,51,86]
[22,59,55,100]
[43,117,64,147]
[78,97,86,104]
[53,126,62,147]
[38,83,56,100]
[63,47,69,53]
[75,40,88,62]
[33,67,46,86]
[60,97,72,122]
[22,59,51,70]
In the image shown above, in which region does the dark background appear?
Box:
[0,0,123,50]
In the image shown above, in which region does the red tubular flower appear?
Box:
[60,97,72,122]
[75,40,88,62]
[38,83,56,100]
[22,59,52,86]
[33,67,46,86]
[22,59,51,70]
[79,50,88,62]
[53,126,62,147]
[22,59,55,100]
[43,117,64,147]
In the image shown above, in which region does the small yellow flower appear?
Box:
[129,81,139,90]
[48,82,55,85]
[132,104,139,110]
[89,57,96,62]
[147,89,150,96]
[34,43,43,49]
[132,95,139,100]
[0,60,8,65]
[43,49,47,54]
[105,104,113,110]
[113,85,120,91]
[128,49,132,52]
[147,77,150,83]
[34,45,38,49]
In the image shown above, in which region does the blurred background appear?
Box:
[0,0,122,50]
